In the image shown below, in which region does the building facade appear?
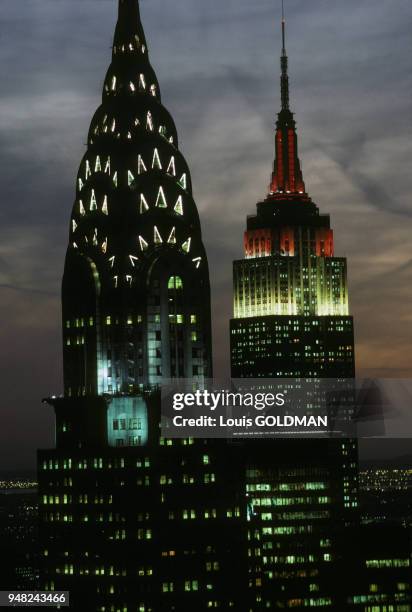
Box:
[230,12,359,610]
[38,2,246,610]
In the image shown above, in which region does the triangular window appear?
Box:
[90,190,97,211]
[155,187,167,208]
[138,155,147,175]
[167,227,176,244]
[178,173,187,190]
[140,194,149,213]
[139,236,148,251]
[154,226,163,244]
[167,157,176,176]
[182,238,191,253]
[152,149,162,170]
[139,74,146,90]
[174,196,184,216]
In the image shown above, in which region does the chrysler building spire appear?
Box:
[61,0,212,397]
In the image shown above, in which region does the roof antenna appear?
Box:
[280,0,290,111]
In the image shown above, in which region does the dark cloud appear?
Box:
[0,0,411,469]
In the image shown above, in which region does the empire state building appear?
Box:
[230,9,359,609]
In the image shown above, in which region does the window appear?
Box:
[155,186,167,208]
[168,276,183,290]
[174,196,183,215]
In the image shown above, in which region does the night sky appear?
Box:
[0,0,411,471]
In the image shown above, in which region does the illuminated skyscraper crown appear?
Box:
[268,3,306,197]
[63,0,212,396]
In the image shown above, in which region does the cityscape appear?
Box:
[0,0,411,610]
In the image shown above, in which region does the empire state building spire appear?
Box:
[280,0,289,111]
[269,2,306,197]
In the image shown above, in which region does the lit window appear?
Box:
[146,111,153,131]
[168,276,183,290]
[167,157,176,176]
[138,155,147,175]
[154,226,163,244]
[155,186,167,208]
[182,238,191,253]
[152,149,162,170]
[167,227,176,244]
[139,236,148,251]
[140,194,149,213]
[139,74,146,90]
[174,196,183,216]
[90,190,97,211]
[178,173,187,189]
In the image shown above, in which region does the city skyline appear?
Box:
[0,0,411,470]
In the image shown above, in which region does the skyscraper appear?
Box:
[38,2,245,609]
[230,13,354,380]
[230,9,359,609]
